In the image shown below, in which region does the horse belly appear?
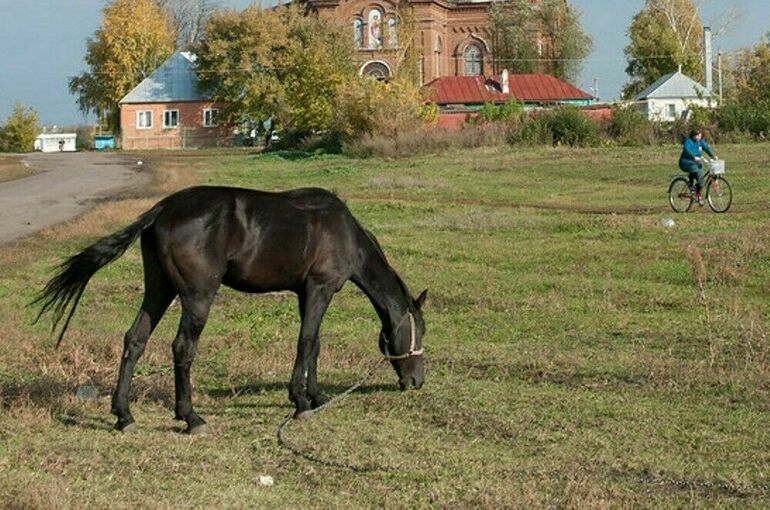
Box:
[223,249,309,293]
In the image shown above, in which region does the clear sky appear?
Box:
[0,0,766,125]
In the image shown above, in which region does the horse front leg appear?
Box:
[306,334,330,409]
[289,283,333,417]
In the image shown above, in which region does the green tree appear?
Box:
[68,0,175,131]
[623,0,703,99]
[0,102,39,153]
[195,4,356,133]
[728,34,770,104]
[490,0,592,83]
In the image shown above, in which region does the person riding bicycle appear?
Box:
[679,128,717,205]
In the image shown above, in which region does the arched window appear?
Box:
[368,9,383,49]
[353,19,363,49]
[361,61,390,81]
[464,44,483,76]
[387,17,397,48]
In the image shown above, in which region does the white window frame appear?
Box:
[667,103,677,119]
[203,108,219,128]
[163,109,179,129]
[136,110,153,129]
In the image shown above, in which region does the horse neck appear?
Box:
[351,238,411,330]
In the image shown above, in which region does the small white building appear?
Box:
[633,69,716,122]
[34,133,77,153]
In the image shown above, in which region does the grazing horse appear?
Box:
[34,186,426,434]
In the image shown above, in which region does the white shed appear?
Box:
[633,70,716,122]
[34,133,77,153]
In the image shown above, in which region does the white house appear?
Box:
[34,133,77,152]
[633,69,716,122]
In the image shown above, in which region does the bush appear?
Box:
[607,105,653,145]
[0,102,38,152]
[475,99,524,124]
[533,106,597,146]
[335,77,425,140]
[715,101,770,139]
[515,115,551,145]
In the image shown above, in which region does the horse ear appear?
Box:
[414,289,428,310]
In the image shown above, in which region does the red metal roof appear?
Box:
[426,74,593,104]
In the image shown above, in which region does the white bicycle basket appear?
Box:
[708,160,725,175]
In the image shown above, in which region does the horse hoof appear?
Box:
[295,410,314,420]
[187,423,210,436]
[312,395,330,408]
[119,422,139,434]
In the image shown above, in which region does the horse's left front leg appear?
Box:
[289,282,333,418]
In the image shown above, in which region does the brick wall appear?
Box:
[120,101,231,150]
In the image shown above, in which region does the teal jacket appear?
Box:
[679,137,715,171]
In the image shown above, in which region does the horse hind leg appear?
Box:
[111,242,176,432]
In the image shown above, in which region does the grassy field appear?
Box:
[1,144,768,508]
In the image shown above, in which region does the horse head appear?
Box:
[379,289,427,390]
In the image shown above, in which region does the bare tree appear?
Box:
[157,0,217,49]
[647,0,739,49]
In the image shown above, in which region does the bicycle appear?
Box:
[668,159,733,213]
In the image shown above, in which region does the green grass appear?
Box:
[1,144,769,508]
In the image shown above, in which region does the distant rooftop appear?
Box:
[634,70,711,100]
[120,52,208,104]
[426,74,593,104]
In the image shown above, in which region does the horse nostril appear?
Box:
[413,376,424,389]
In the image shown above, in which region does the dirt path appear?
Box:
[0,151,153,245]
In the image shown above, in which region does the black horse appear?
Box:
[34,186,426,434]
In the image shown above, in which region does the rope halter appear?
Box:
[383,312,423,360]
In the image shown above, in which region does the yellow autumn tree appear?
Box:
[195,4,356,133]
[69,0,175,131]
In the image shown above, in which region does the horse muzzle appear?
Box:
[399,374,424,391]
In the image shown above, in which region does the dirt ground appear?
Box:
[0,151,153,245]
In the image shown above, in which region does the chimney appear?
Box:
[704,26,713,92]
[501,69,509,94]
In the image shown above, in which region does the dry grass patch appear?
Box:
[0,155,33,184]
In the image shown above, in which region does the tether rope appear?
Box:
[276,357,389,473]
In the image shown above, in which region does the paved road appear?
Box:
[0,151,152,245]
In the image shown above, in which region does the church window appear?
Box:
[464,44,483,76]
[387,17,397,48]
[353,19,363,48]
[368,9,383,49]
[361,61,390,80]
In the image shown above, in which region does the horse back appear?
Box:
[149,186,361,294]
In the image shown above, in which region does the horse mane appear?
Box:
[361,226,414,310]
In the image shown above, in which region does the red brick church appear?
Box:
[309,0,503,83]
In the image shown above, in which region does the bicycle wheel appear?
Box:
[706,175,732,213]
[668,176,693,213]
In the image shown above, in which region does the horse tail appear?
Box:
[32,204,164,348]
